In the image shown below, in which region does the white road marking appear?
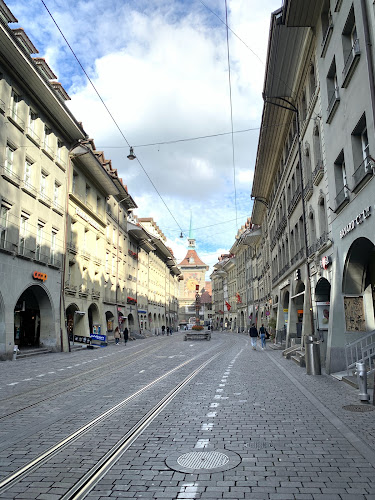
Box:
[195,439,209,448]
[206,412,217,417]
[201,423,214,430]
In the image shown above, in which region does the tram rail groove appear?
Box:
[0,341,235,496]
[0,342,166,420]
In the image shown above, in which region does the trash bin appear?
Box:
[305,335,321,375]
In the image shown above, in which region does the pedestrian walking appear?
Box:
[166,326,170,336]
[259,324,267,349]
[114,327,120,345]
[123,327,129,345]
[161,325,165,335]
[249,323,258,350]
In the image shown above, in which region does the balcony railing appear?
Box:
[42,142,54,159]
[312,160,324,185]
[303,177,313,201]
[1,164,21,187]
[7,108,25,130]
[327,87,340,123]
[21,180,38,198]
[352,156,374,193]
[287,185,302,217]
[321,22,333,57]
[26,127,40,146]
[342,39,360,87]
[52,200,64,214]
[38,191,52,207]
[334,185,350,212]
[67,241,78,254]
[65,281,77,295]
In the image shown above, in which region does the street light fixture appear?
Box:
[127,147,136,160]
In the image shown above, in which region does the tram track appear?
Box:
[0,340,236,497]
[0,341,166,420]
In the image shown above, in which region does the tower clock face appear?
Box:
[186,278,198,291]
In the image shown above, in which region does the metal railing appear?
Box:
[312,160,324,185]
[352,156,374,190]
[345,330,375,375]
[334,185,349,211]
[342,38,360,82]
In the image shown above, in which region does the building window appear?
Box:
[5,144,14,174]
[51,230,57,264]
[19,213,28,255]
[85,184,90,204]
[334,150,349,210]
[327,58,340,121]
[40,171,47,197]
[24,159,32,186]
[0,205,9,247]
[36,222,44,260]
[318,195,328,237]
[54,182,60,208]
[10,90,20,120]
[342,6,360,86]
[351,113,372,188]
[72,171,78,193]
[309,63,316,98]
[105,252,109,273]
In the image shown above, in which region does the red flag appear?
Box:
[225,301,231,311]
[236,293,241,303]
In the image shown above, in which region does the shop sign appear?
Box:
[74,335,91,344]
[90,333,106,342]
[339,206,371,239]
[33,271,48,282]
[76,207,100,231]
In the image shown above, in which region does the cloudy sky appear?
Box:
[8,0,281,276]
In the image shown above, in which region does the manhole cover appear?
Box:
[244,440,273,449]
[342,404,375,412]
[166,448,241,473]
[177,451,229,469]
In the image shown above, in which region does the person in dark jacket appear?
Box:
[123,327,129,345]
[249,323,258,350]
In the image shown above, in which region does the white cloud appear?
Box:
[8,0,281,275]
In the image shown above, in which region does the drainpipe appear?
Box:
[360,0,375,130]
[60,142,86,353]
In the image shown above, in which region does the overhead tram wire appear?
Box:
[96,122,291,149]
[40,0,185,236]
[224,0,238,230]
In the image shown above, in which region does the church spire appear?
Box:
[188,211,195,249]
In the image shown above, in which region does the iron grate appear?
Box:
[166,448,241,473]
[342,404,375,412]
[177,451,229,469]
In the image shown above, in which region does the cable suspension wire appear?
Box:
[96,121,290,149]
[40,0,184,235]
[224,0,238,229]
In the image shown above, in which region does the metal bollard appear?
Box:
[356,361,370,402]
[12,345,18,361]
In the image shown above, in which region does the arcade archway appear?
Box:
[15,285,54,348]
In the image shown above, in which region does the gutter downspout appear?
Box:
[360,0,375,129]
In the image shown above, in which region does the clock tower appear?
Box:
[178,220,208,326]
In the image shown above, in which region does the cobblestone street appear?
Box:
[1,331,375,499]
